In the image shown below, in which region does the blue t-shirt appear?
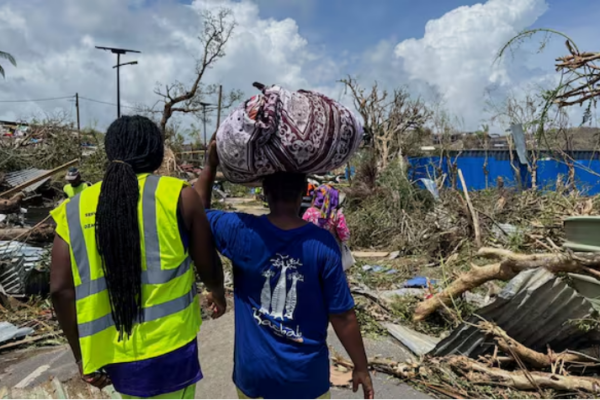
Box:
[207,211,355,399]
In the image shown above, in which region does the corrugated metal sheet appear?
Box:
[0,322,34,345]
[0,241,45,295]
[3,168,50,194]
[431,268,597,358]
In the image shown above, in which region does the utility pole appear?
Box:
[75,93,81,158]
[199,101,216,162]
[216,85,223,130]
[75,93,81,132]
[95,46,141,118]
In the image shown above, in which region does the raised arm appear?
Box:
[179,186,226,318]
[195,141,218,209]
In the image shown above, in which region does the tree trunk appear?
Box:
[448,357,600,393]
[0,193,24,214]
[478,322,592,369]
[413,248,586,322]
[0,224,55,242]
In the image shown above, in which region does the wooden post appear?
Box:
[0,159,79,198]
[458,169,481,248]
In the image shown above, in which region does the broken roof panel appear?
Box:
[3,168,51,194]
[431,268,597,358]
[0,322,34,345]
[0,241,45,295]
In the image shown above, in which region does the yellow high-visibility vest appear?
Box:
[63,182,90,198]
[51,174,201,375]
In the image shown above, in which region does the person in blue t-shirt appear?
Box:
[195,141,374,399]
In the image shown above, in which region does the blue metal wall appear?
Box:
[408,151,600,194]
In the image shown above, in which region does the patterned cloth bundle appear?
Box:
[216,85,363,184]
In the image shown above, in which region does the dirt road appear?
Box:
[0,312,430,399]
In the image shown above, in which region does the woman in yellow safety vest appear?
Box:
[50,116,226,399]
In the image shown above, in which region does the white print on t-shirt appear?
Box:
[284,273,304,319]
[254,254,305,343]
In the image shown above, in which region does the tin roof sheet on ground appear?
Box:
[0,322,34,345]
[0,241,45,295]
[3,168,50,194]
[431,268,597,358]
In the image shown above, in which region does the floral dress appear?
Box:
[302,207,350,243]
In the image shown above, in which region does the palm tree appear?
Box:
[0,51,16,78]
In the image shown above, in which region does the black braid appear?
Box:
[95,116,164,340]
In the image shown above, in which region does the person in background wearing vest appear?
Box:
[63,167,90,198]
[196,141,374,399]
[50,116,226,399]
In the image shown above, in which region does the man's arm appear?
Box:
[179,186,226,317]
[330,311,374,399]
[50,234,81,362]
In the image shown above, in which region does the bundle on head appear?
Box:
[95,115,164,340]
[216,84,363,184]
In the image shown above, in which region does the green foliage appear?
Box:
[345,158,434,250]
[0,50,16,78]
[223,181,250,198]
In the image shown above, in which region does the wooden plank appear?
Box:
[0,159,79,198]
[352,251,389,258]
[0,333,55,352]
[458,169,481,248]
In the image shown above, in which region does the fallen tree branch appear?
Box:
[0,333,56,352]
[413,247,593,322]
[478,322,592,369]
[351,286,392,313]
[448,356,600,393]
[0,224,54,242]
[331,354,418,380]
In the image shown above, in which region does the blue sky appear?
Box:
[0,0,597,130]
[249,0,599,58]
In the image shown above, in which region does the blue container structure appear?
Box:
[408,150,600,194]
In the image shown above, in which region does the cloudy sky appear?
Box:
[0,0,598,134]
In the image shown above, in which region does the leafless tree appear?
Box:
[341,76,431,169]
[153,9,243,134]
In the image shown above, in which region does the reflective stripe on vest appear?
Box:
[78,285,197,338]
[66,175,193,335]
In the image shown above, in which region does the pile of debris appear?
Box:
[346,240,600,397]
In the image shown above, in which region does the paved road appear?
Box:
[0,312,430,399]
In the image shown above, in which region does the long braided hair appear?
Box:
[95,116,164,340]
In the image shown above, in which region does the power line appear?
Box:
[0,95,74,103]
[79,96,141,110]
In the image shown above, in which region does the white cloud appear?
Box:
[0,0,574,136]
[394,0,549,130]
[0,0,323,131]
